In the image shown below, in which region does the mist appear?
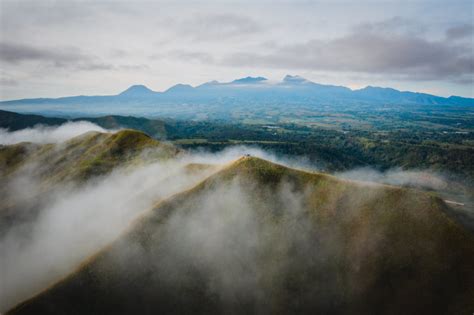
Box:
[0,121,107,145]
[1,126,471,312]
[335,167,449,191]
[0,151,217,310]
[0,127,301,311]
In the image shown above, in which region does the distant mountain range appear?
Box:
[2,75,473,107]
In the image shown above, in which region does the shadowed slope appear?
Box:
[8,157,474,315]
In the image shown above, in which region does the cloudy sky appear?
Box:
[0,0,473,100]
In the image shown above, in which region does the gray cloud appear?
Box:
[0,77,18,86]
[0,42,113,71]
[0,1,94,33]
[222,28,473,82]
[446,23,474,40]
[0,2,473,98]
[169,13,262,41]
[158,50,215,64]
[354,17,427,36]
[176,51,215,63]
[117,64,150,71]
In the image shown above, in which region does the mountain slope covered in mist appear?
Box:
[0,129,178,180]
[0,129,179,235]
[1,129,219,312]
[8,157,474,315]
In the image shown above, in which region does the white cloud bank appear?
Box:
[0,121,107,145]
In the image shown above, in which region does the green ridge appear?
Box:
[8,157,474,315]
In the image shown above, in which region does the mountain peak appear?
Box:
[197,80,220,88]
[282,75,310,84]
[119,85,156,96]
[361,85,397,92]
[231,76,268,84]
[165,84,194,93]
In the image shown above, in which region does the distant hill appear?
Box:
[0,110,167,139]
[7,157,474,314]
[1,75,472,108]
[0,110,67,131]
[119,84,157,97]
[2,110,474,187]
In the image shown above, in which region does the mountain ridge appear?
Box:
[6,155,474,315]
[1,75,472,105]
[119,84,157,97]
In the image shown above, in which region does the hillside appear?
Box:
[2,110,473,184]
[1,129,213,312]
[0,110,67,131]
[0,129,178,181]
[8,157,474,315]
[0,129,180,233]
[0,110,168,139]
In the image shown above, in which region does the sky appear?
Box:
[0,0,473,100]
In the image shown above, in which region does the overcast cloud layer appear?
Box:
[0,0,473,99]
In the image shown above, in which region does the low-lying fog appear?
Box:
[0,122,470,312]
[0,121,108,145]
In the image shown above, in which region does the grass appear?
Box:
[0,129,181,230]
[0,129,179,184]
[9,156,474,314]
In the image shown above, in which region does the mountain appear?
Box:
[0,129,179,234]
[2,109,474,187]
[76,115,167,138]
[0,110,67,130]
[1,76,472,110]
[164,83,194,94]
[231,76,268,84]
[0,110,168,139]
[282,74,309,84]
[0,129,179,229]
[0,129,178,182]
[6,156,474,314]
[0,129,220,312]
[118,84,157,97]
[353,86,449,104]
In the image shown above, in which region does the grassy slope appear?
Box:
[74,115,167,139]
[8,157,474,315]
[0,110,168,139]
[0,129,178,181]
[0,129,180,232]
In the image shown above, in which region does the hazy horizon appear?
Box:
[2,73,474,102]
[0,0,473,100]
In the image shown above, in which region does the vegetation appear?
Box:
[0,129,179,235]
[0,110,66,131]
[2,110,473,182]
[0,129,178,182]
[8,157,474,315]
